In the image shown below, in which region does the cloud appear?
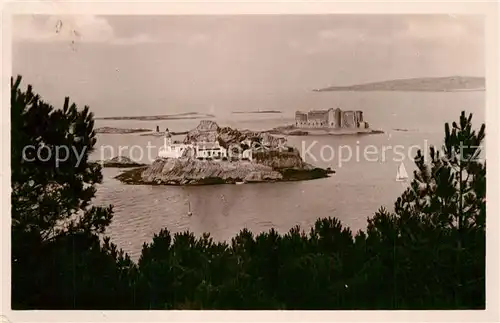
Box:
[13,15,159,45]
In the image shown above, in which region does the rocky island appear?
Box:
[115,120,333,186]
[267,107,384,136]
[232,110,282,114]
[139,130,189,137]
[95,112,216,121]
[95,127,152,134]
[268,125,384,136]
[95,156,147,168]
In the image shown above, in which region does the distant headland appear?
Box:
[313,76,485,92]
[95,112,216,121]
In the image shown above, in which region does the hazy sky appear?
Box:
[12,15,484,116]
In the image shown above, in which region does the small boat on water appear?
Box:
[235,181,245,185]
[396,162,409,182]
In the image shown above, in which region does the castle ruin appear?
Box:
[295,108,369,129]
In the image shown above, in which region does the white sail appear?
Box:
[396,162,409,181]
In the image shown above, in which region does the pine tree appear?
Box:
[362,111,486,308]
[11,76,136,309]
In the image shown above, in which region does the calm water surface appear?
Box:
[91,92,485,260]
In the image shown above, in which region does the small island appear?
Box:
[268,126,384,136]
[232,110,282,114]
[115,120,333,186]
[95,112,216,121]
[268,107,384,136]
[313,76,485,92]
[94,156,148,168]
[139,130,189,137]
[95,127,152,134]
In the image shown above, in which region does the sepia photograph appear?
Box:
[3,2,498,319]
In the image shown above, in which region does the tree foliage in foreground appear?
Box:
[11,76,135,309]
[11,76,485,309]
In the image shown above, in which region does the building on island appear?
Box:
[241,149,253,160]
[157,130,193,159]
[196,142,228,159]
[295,108,368,129]
[158,129,253,161]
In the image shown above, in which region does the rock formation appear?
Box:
[252,149,308,170]
[95,127,151,134]
[183,120,220,143]
[138,158,283,185]
[184,120,284,150]
[98,156,146,168]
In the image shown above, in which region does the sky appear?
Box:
[12,15,485,117]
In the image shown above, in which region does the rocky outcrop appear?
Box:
[183,120,220,143]
[220,128,284,149]
[117,157,283,185]
[95,112,216,121]
[252,149,308,170]
[140,130,189,137]
[95,127,151,134]
[115,155,331,185]
[243,171,283,183]
[98,156,147,168]
[184,120,284,149]
[278,167,330,181]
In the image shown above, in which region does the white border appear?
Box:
[1,1,499,322]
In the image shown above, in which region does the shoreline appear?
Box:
[114,162,333,186]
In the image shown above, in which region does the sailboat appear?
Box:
[187,201,192,216]
[396,162,409,182]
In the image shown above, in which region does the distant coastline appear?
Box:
[95,112,216,121]
[313,76,485,92]
[232,110,282,114]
